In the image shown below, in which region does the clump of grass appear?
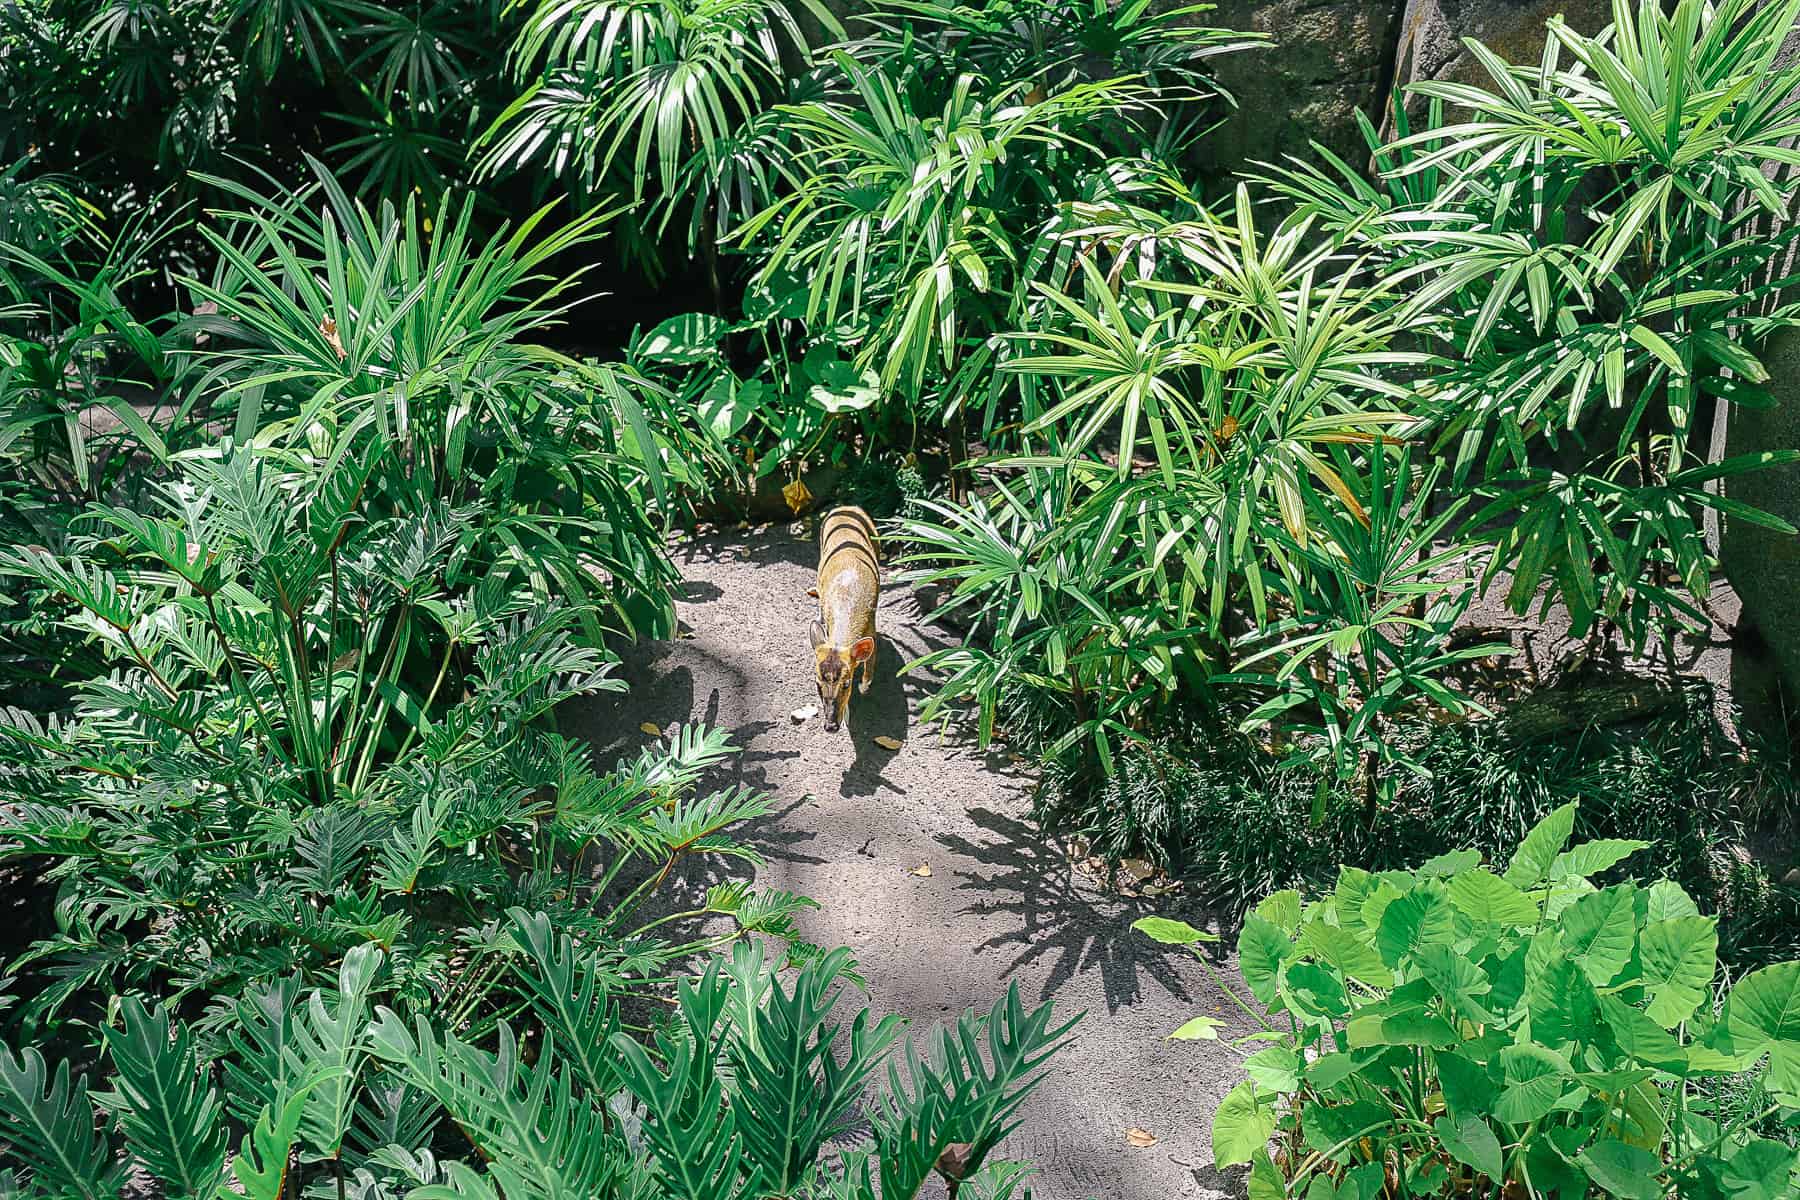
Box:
[1030,681,1800,964]
[839,454,930,521]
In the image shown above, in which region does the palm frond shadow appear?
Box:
[933,806,1221,1015]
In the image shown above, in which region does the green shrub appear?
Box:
[1038,682,1800,965]
[0,931,1076,1200]
[1272,0,1800,652]
[1139,803,1800,1197]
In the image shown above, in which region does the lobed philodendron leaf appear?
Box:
[725,942,904,1195]
[233,1074,338,1200]
[102,999,230,1200]
[290,944,384,1159]
[0,1046,125,1200]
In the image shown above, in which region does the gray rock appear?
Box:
[1198,0,1403,175]
[1389,0,1612,113]
[1721,323,1800,742]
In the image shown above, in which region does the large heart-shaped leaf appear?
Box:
[636,313,726,365]
[1504,802,1577,888]
[1578,1138,1664,1200]
[1237,916,1294,1006]
[1434,1113,1503,1182]
[1726,962,1800,1100]
[1211,1080,1277,1167]
[1638,916,1717,1027]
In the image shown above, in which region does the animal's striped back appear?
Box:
[818,506,878,575]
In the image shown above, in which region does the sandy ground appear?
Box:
[563,526,1255,1200]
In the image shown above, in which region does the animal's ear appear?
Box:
[850,636,875,663]
[809,620,828,649]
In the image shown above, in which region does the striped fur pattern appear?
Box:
[810,506,878,731]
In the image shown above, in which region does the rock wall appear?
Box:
[1722,326,1800,738]
[1718,23,1800,740]
[1387,0,1612,111]
[1195,0,1402,174]
[1192,0,1620,169]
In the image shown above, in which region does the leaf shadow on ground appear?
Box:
[935,805,1219,1016]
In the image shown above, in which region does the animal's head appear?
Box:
[810,620,873,731]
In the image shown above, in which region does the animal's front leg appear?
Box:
[858,639,876,694]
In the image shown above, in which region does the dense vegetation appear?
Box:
[3,0,1800,1195]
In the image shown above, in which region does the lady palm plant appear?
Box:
[900,464,1217,769]
[1001,183,1429,615]
[850,0,1263,158]
[481,0,841,261]
[1226,449,1506,820]
[740,58,1144,414]
[1268,0,1800,650]
[900,184,1447,780]
[187,161,700,641]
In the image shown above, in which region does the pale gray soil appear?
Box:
[563,526,1255,1200]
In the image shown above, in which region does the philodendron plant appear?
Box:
[1137,802,1800,1198]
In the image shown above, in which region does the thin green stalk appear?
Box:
[388,635,456,764]
[322,549,343,801]
[347,600,414,794]
[334,604,383,776]
[205,593,295,769]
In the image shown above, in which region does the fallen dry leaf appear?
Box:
[639,722,661,737]
[935,1143,973,1182]
[319,316,346,361]
[1125,1128,1157,1149]
[909,864,932,878]
[1120,857,1156,882]
[872,735,904,750]
[781,477,813,514]
[791,704,819,723]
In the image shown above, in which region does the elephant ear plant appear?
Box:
[1139,802,1800,1197]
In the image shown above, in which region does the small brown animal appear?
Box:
[810,506,879,731]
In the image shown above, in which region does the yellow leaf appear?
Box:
[782,476,813,514]
[910,864,932,878]
[639,722,661,737]
[873,735,903,750]
[1125,1127,1157,1148]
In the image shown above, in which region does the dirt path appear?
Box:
[564,527,1252,1200]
